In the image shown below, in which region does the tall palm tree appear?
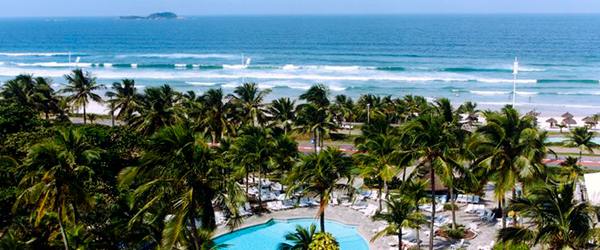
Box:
[128,85,183,135]
[401,102,467,248]
[228,82,271,126]
[287,147,354,232]
[498,182,593,249]
[62,69,104,124]
[199,88,231,144]
[371,194,424,250]
[457,101,480,127]
[565,126,597,165]
[231,126,274,206]
[401,179,429,250]
[31,77,60,120]
[470,106,543,229]
[268,97,296,134]
[119,125,243,249]
[105,79,138,122]
[355,133,403,211]
[331,95,355,129]
[277,224,316,250]
[14,128,102,250]
[299,84,329,108]
[295,104,337,152]
[1,74,36,108]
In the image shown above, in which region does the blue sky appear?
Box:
[2,0,600,17]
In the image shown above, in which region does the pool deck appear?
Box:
[215,205,503,249]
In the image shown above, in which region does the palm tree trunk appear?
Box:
[313,130,318,153]
[415,226,421,250]
[398,228,403,250]
[201,190,217,230]
[378,179,383,211]
[57,201,70,250]
[580,149,586,201]
[111,110,115,127]
[189,200,202,250]
[501,198,506,229]
[384,180,389,205]
[258,168,262,209]
[319,195,326,233]
[82,103,87,124]
[429,169,435,250]
[449,187,456,230]
[245,172,249,198]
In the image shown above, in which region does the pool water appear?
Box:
[546,137,600,144]
[214,218,369,250]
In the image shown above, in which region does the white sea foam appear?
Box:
[516,91,538,96]
[556,91,600,96]
[221,83,239,89]
[282,64,300,70]
[329,83,347,92]
[475,78,537,84]
[103,63,113,68]
[222,64,248,70]
[470,90,510,96]
[131,64,138,68]
[174,64,187,68]
[14,62,93,68]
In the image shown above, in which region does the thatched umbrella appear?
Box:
[546,118,558,128]
[562,117,577,127]
[562,112,574,119]
[526,110,541,117]
[583,116,598,127]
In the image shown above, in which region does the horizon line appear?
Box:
[1,12,600,18]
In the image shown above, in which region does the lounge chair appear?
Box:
[450,239,465,250]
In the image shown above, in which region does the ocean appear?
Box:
[1,15,599,115]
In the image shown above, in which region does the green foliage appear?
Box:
[492,242,529,250]
[442,224,465,239]
[443,203,458,211]
[308,232,339,250]
[0,100,43,139]
[278,224,316,250]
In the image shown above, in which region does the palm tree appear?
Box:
[278,224,316,250]
[199,88,231,144]
[62,69,104,124]
[498,182,593,249]
[268,97,296,134]
[1,74,36,108]
[355,133,403,211]
[128,85,183,135]
[31,77,60,120]
[560,156,587,201]
[105,79,138,122]
[14,128,102,250]
[228,82,271,126]
[119,125,243,249]
[295,104,337,152]
[565,126,597,165]
[401,101,467,248]
[457,101,480,127]
[371,194,423,250]
[470,106,543,229]
[331,95,355,129]
[231,126,275,206]
[309,232,339,250]
[401,179,429,250]
[299,84,329,108]
[287,147,354,232]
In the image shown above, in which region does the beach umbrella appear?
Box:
[562,112,574,119]
[526,110,541,117]
[546,118,558,128]
[562,117,577,127]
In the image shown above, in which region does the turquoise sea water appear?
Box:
[213,218,369,250]
[1,15,600,115]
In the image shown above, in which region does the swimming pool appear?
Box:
[546,137,600,144]
[214,218,369,250]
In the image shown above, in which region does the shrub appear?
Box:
[443,203,458,211]
[309,232,340,250]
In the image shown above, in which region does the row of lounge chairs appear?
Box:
[455,194,481,204]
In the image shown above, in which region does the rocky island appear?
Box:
[120,12,179,20]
